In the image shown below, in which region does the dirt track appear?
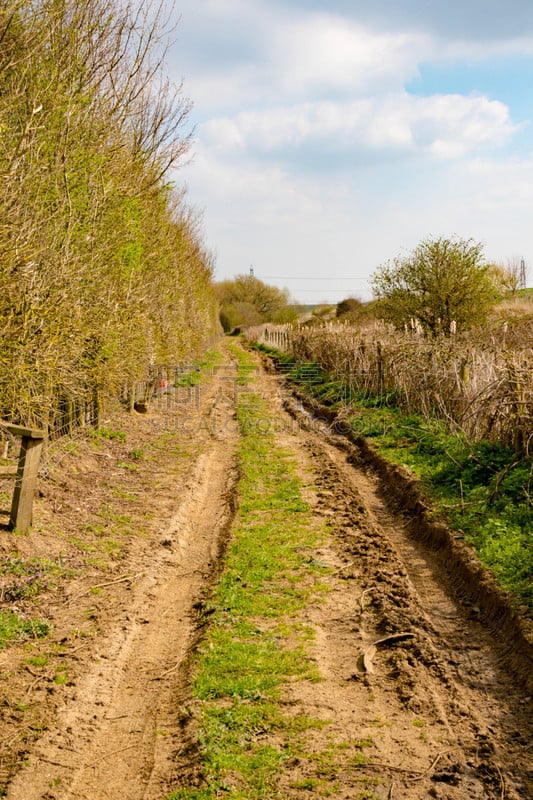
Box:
[1,343,531,799]
[1,354,240,799]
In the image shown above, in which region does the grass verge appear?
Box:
[167,345,331,799]
[252,342,532,613]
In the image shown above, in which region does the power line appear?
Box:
[258,275,368,281]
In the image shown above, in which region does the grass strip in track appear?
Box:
[168,345,330,799]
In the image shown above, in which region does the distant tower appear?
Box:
[249,266,254,278]
[519,258,527,289]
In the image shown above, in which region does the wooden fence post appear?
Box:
[376,342,384,395]
[1,423,46,533]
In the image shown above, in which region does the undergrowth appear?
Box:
[0,555,69,602]
[252,342,532,612]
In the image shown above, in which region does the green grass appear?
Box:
[53,669,69,685]
[25,655,49,667]
[168,345,331,800]
[0,555,69,601]
[253,343,532,613]
[175,349,223,387]
[0,611,50,649]
[367,419,532,610]
[116,460,138,471]
[88,427,127,444]
[227,340,258,385]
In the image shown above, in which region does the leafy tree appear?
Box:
[336,297,363,319]
[220,301,263,331]
[371,236,500,335]
[216,275,292,331]
[271,305,300,324]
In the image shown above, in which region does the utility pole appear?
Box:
[519,258,527,289]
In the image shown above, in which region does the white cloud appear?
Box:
[199,93,516,161]
[272,13,428,97]
[466,156,533,208]
[183,135,533,300]
[186,144,323,224]
[175,2,430,113]
[175,1,533,115]
[289,1,533,45]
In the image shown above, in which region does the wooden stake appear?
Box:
[10,433,44,533]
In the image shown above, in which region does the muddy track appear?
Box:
[4,359,240,800]
[278,393,532,798]
[251,365,532,799]
[282,385,533,694]
[2,346,532,799]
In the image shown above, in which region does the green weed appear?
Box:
[128,448,144,460]
[53,670,69,686]
[0,612,50,649]
[110,489,139,501]
[175,349,222,387]
[116,460,138,472]
[24,655,49,667]
[290,777,319,790]
[0,555,68,601]
[89,427,126,444]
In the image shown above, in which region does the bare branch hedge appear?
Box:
[248,320,533,456]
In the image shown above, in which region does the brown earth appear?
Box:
[0,342,531,800]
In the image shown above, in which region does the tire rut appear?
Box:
[5,366,240,800]
[279,389,532,799]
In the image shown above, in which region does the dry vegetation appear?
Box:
[249,303,533,457]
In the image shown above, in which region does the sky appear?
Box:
[165,0,533,304]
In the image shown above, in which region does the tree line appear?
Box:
[0,0,219,430]
[216,274,299,332]
[220,236,528,338]
[246,233,531,452]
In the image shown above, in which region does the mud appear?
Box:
[257,366,532,800]
[1,351,240,800]
[283,388,533,695]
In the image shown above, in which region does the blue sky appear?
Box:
[166,0,533,302]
